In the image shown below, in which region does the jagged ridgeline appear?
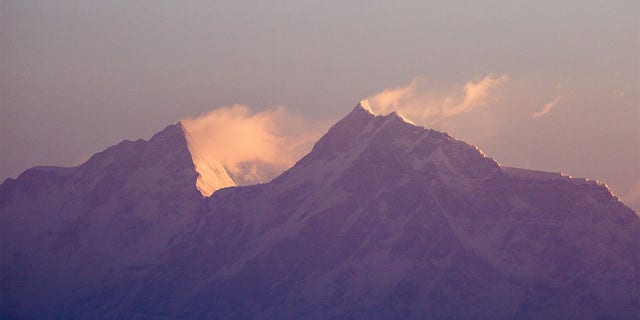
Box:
[1,103,638,319]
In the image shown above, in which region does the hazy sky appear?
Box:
[1,1,638,210]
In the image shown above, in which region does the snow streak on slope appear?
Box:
[182,124,235,196]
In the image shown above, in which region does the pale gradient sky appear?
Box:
[1,1,638,211]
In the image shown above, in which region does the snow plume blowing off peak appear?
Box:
[363,74,508,124]
[181,105,321,196]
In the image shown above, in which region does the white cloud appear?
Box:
[364,74,509,124]
[181,105,322,187]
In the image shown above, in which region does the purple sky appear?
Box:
[1,1,638,211]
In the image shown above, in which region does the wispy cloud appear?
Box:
[364,74,509,124]
[366,79,418,115]
[182,105,322,186]
[531,96,563,119]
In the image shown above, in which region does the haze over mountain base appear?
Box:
[1,103,638,319]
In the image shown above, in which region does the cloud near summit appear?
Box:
[181,105,322,186]
[181,75,509,187]
[364,74,509,124]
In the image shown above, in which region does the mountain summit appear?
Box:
[1,104,638,319]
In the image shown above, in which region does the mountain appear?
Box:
[0,123,206,318]
[1,104,638,319]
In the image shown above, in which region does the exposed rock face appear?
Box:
[1,105,638,319]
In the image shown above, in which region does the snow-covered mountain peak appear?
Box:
[274,103,500,196]
[356,99,414,125]
[148,122,184,142]
[356,99,375,114]
[134,122,235,197]
[386,110,415,125]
